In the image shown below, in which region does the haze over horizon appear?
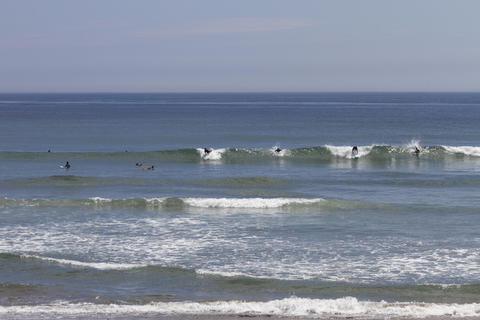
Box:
[1,0,480,93]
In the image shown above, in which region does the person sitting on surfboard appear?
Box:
[64,161,70,169]
[352,146,358,157]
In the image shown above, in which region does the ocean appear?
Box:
[0,92,479,319]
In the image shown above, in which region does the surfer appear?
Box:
[414,146,420,155]
[64,161,70,169]
[274,147,282,153]
[204,148,212,154]
[135,162,143,167]
[142,165,154,170]
[352,146,358,157]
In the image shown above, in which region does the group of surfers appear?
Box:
[59,145,422,169]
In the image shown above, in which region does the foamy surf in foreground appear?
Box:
[1,297,479,318]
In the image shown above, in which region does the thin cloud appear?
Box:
[137,17,313,38]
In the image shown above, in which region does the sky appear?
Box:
[1,0,480,92]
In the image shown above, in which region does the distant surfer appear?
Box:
[204,148,212,154]
[142,165,154,170]
[62,161,70,169]
[136,162,143,167]
[274,147,282,153]
[47,149,51,153]
[414,146,420,155]
[352,146,358,158]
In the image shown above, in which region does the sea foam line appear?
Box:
[0,297,479,318]
[21,254,146,270]
[181,197,323,208]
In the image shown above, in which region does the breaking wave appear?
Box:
[0,197,326,210]
[3,143,480,163]
[1,297,479,318]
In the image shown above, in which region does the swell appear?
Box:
[2,144,480,162]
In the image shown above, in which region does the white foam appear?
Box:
[1,297,479,318]
[406,139,421,150]
[88,196,112,203]
[443,145,480,157]
[182,197,323,208]
[197,147,226,160]
[271,146,289,157]
[325,145,374,159]
[21,254,145,270]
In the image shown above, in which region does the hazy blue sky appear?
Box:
[1,0,479,92]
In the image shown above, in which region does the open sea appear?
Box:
[1,92,480,319]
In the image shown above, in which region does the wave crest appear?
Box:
[0,197,326,210]
[2,144,480,162]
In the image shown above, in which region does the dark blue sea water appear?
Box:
[1,93,480,319]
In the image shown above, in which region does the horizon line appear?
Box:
[1,90,480,94]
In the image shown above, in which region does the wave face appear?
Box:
[2,196,480,214]
[3,144,480,163]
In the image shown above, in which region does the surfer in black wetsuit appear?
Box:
[274,147,282,153]
[352,146,358,157]
[64,161,70,169]
[136,162,142,167]
[204,148,212,154]
[414,146,420,155]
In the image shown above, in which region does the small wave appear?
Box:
[20,254,146,270]
[0,197,326,210]
[1,297,479,318]
[1,253,196,274]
